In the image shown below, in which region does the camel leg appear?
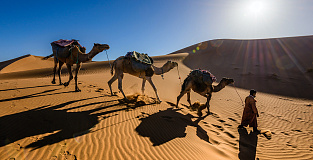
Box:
[74,63,81,92]
[63,64,73,87]
[141,78,146,95]
[176,80,192,108]
[187,91,192,106]
[51,58,58,84]
[197,93,212,117]
[108,73,118,96]
[146,77,161,103]
[176,90,189,108]
[57,61,64,85]
[206,93,212,114]
[117,74,128,101]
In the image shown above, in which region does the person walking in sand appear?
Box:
[238,89,259,132]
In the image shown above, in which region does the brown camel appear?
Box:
[176,70,234,116]
[43,43,110,92]
[108,56,178,102]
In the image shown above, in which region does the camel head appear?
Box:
[220,77,234,85]
[92,43,110,52]
[164,60,178,69]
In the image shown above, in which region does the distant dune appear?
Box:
[0,36,313,160]
[171,35,313,99]
[0,54,54,73]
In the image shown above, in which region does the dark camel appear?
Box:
[176,71,234,116]
[43,43,109,91]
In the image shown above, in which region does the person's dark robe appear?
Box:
[241,95,259,127]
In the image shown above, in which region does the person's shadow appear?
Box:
[238,128,258,160]
[135,108,210,146]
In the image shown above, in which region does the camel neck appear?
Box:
[212,82,226,92]
[153,64,170,75]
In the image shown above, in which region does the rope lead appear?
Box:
[177,66,182,85]
[232,83,244,107]
[105,50,112,69]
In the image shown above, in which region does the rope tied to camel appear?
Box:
[105,50,112,70]
[232,83,244,107]
[177,65,182,85]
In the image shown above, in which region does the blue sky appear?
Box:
[1,0,312,62]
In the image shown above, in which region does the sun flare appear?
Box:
[248,1,264,15]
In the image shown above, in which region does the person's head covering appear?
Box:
[250,89,257,95]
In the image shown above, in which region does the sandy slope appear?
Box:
[0,55,54,74]
[172,35,313,99]
[1,36,313,160]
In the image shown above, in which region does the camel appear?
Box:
[176,70,234,116]
[43,43,110,92]
[108,56,178,102]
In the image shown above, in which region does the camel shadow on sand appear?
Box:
[0,89,153,150]
[238,128,258,160]
[135,107,211,146]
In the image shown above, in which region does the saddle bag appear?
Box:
[126,51,153,73]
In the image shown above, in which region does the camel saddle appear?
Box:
[126,51,153,73]
[52,39,83,48]
[190,69,217,85]
[51,39,86,58]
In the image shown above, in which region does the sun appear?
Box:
[247,1,265,16]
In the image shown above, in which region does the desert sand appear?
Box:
[1,36,313,160]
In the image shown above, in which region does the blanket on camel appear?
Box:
[125,51,153,73]
[51,39,86,58]
[189,69,217,85]
[52,39,84,48]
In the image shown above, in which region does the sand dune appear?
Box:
[0,55,54,74]
[172,35,313,99]
[1,36,313,160]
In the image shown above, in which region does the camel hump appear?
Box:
[51,39,82,48]
[190,69,217,83]
[52,39,85,52]
[125,51,153,73]
[126,51,153,65]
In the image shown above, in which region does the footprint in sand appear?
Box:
[281,132,289,135]
[50,156,58,160]
[234,113,240,117]
[208,129,220,135]
[87,84,97,88]
[228,118,237,122]
[224,123,232,127]
[95,88,104,92]
[292,129,302,133]
[224,131,235,138]
[212,124,224,131]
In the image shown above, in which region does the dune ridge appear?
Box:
[172,35,313,99]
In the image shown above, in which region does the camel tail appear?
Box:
[110,60,116,75]
[42,53,54,60]
[181,76,190,91]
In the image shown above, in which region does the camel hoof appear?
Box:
[63,83,69,87]
[51,80,56,84]
[156,100,162,104]
[197,111,203,117]
[75,88,81,92]
[59,83,63,85]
